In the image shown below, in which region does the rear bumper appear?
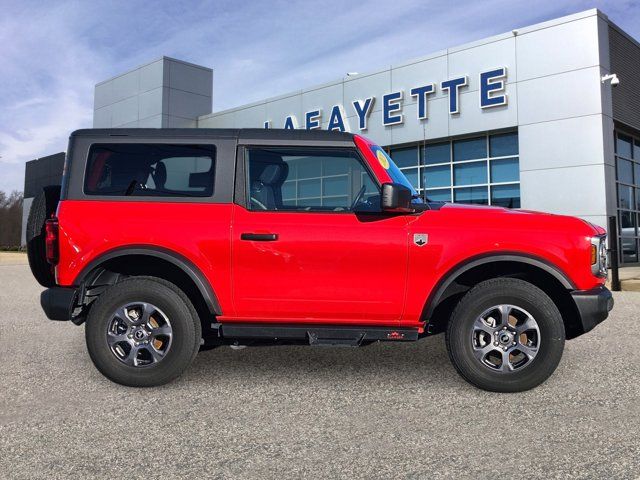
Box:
[571,286,614,335]
[41,287,78,321]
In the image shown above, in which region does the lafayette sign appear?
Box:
[264,67,508,132]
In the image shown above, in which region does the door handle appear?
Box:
[240,233,279,241]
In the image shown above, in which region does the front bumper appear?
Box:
[41,287,78,322]
[571,286,614,335]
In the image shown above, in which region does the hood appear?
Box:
[423,202,600,237]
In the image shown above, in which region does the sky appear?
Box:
[0,0,639,194]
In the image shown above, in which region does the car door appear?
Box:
[229,145,409,325]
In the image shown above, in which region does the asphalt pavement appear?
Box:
[1,260,639,479]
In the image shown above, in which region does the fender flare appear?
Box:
[74,246,222,315]
[423,253,576,319]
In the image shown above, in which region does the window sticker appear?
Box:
[376,149,390,170]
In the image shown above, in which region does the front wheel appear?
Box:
[85,277,201,387]
[446,278,565,392]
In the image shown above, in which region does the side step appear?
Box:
[219,324,419,346]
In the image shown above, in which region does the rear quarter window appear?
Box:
[84,143,216,197]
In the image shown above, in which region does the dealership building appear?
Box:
[22,9,640,263]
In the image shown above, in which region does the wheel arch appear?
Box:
[74,246,222,321]
[423,253,585,339]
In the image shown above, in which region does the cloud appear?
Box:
[0,0,638,193]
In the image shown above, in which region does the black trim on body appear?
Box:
[74,246,222,315]
[70,128,355,143]
[423,253,577,319]
[240,233,278,241]
[570,286,613,334]
[65,129,355,204]
[220,323,419,345]
[41,287,78,321]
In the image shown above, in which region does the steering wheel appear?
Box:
[250,196,268,210]
[350,185,366,211]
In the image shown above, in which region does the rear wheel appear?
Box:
[446,278,565,392]
[26,185,60,287]
[85,277,201,387]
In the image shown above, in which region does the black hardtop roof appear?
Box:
[70,128,355,142]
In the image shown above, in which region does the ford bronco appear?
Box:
[27,128,613,391]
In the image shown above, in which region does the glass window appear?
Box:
[615,130,640,264]
[322,176,348,196]
[425,188,451,202]
[620,210,636,236]
[299,179,321,198]
[390,147,419,168]
[296,157,321,178]
[617,134,633,158]
[453,137,487,162]
[621,238,638,263]
[490,132,519,157]
[490,158,519,183]
[282,181,296,200]
[491,184,521,208]
[368,132,519,208]
[454,161,487,186]
[322,157,349,175]
[369,146,420,198]
[618,185,634,210]
[402,168,420,190]
[84,144,216,197]
[455,186,488,205]
[246,147,380,212]
[617,158,634,184]
[423,165,451,188]
[322,196,350,207]
[423,142,450,165]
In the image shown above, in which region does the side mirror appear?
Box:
[381,183,414,212]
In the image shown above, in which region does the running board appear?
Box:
[219,324,419,346]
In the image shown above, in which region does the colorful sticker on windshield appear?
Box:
[376,149,390,170]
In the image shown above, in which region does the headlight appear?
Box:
[590,235,608,277]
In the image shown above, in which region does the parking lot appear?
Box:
[1,257,639,479]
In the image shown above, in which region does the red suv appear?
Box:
[27,128,613,392]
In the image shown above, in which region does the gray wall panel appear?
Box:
[139,59,165,92]
[343,70,391,113]
[517,67,603,125]
[520,164,607,217]
[519,115,607,171]
[516,15,601,81]
[449,86,517,137]
[94,57,212,129]
[448,37,516,92]
[168,60,213,97]
[391,55,447,100]
[21,198,32,246]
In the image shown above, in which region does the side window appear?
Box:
[84,144,216,197]
[246,147,380,212]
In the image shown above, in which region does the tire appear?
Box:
[85,277,202,387]
[445,278,565,393]
[26,185,61,287]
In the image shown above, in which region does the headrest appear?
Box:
[260,163,288,185]
[154,162,167,188]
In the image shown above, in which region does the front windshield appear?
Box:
[369,145,424,204]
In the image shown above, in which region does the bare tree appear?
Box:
[0,190,24,247]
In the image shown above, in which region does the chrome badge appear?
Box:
[413,233,428,247]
